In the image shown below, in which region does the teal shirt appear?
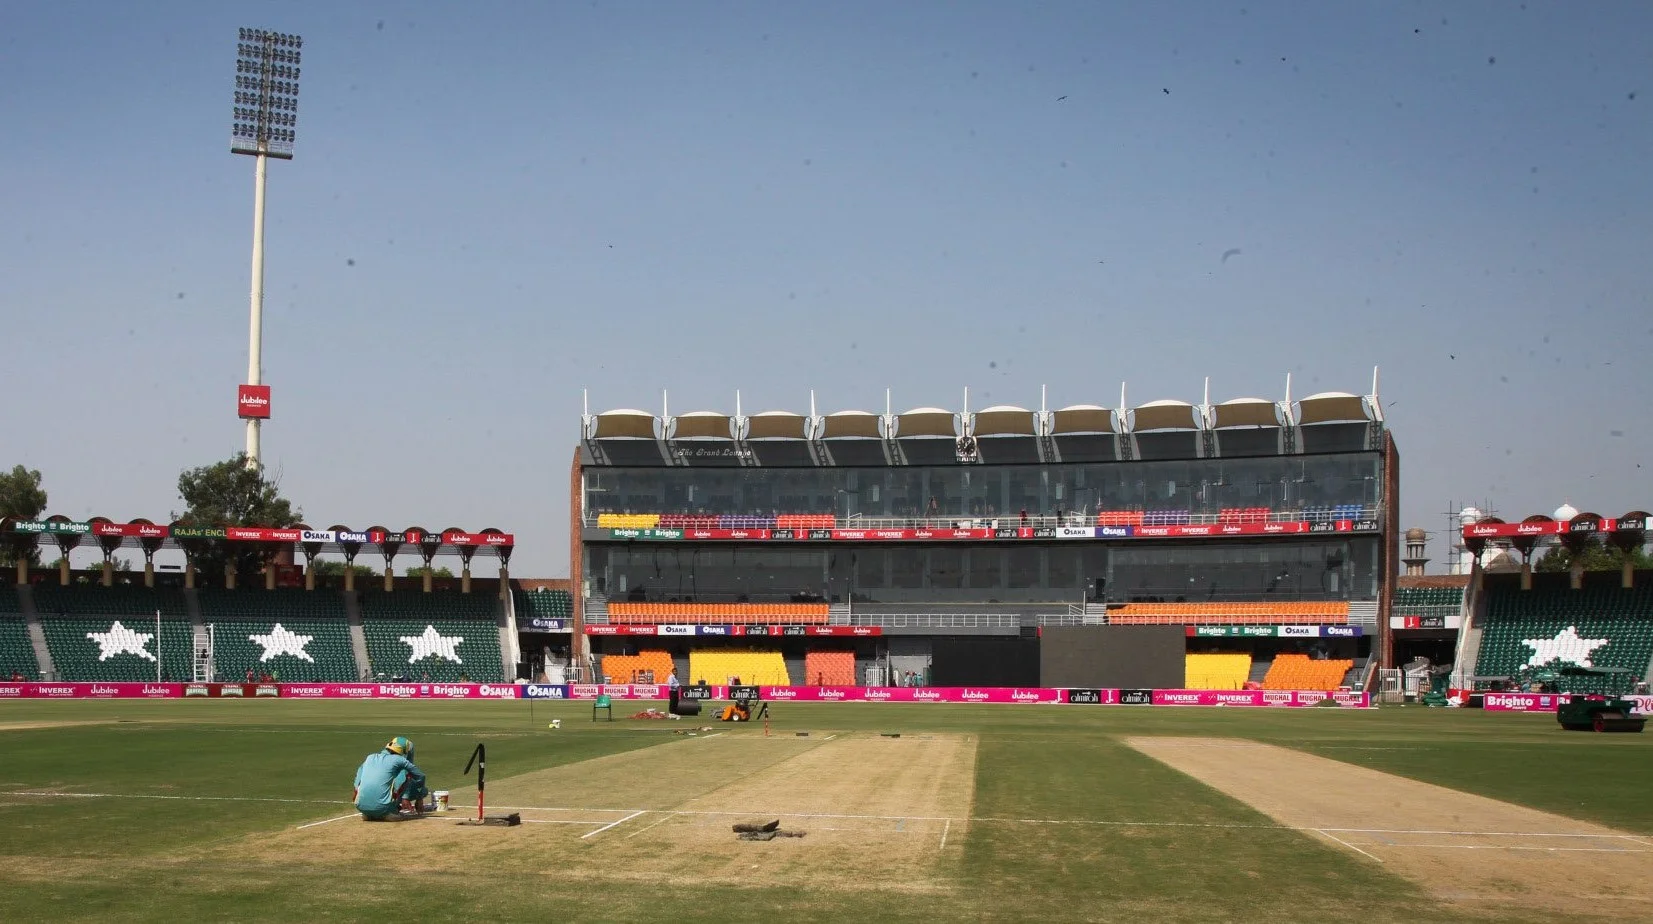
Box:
[353,751,425,815]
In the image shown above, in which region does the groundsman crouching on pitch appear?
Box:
[353,736,431,820]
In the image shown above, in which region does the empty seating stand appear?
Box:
[1109,601,1350,625]
[515,589,573,620]
[608,602,829,625]
[1184,653,1252,689]
[600,650,674,684]
[596,513,661,529]
[688,650,790,686]
[359,592,504,682]
[804,650,856,686]
[1,588,39,679]
[33,586,193,681]
[1475,576,1653,693]
[1262,653,1352,690]
[196,589,356,682]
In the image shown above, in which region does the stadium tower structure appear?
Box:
[569,375,1399,692]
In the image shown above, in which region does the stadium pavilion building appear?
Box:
[568,380,1398,692]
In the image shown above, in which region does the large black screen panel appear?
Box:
[1039,626,1184,689]
[930,637,1040,686]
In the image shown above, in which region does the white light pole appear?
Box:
[231,28,302,468]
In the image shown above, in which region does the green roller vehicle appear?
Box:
[1554,667,1646,733]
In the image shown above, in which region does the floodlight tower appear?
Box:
[230,28,302,467]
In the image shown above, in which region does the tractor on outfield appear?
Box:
[1555,667,1646,733]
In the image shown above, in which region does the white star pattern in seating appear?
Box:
[248,623,315,663]
[87,621,157,662]
[1522,625,1609,669]
[400,625,463,663]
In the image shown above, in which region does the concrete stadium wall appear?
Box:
[1039,626,1185,689]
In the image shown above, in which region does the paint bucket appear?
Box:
[434,790,450,812]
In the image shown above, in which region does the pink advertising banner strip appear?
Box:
[1150,689,1369,708]
[0,682,521,700]
[1478,692,1653,715]
[0,682,184,699]
[274,683,522,699]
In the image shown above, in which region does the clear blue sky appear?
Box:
[2,1,1649,576]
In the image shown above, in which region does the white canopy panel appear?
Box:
[745,411,809,440]
[973,405,1037,436]
[820,410,883,439]
[672,411,734,439]
[1049,404,1116,434]
[591,409,658,439]
[896,407,957,438]
[1210,398,1280,429]
[1297,392,1370,424]
[1130,399,1199,432]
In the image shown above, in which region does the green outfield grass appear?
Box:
[1,700,1648,923]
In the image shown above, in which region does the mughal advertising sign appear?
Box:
[1186,625,1363,638]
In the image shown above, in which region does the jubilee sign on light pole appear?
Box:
[230,28,302,466]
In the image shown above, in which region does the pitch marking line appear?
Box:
[296,813,360,830]
[1312,829,1383,863]
[699,733,724,740]
[939,819,951,850]
[626,812,680,839]
[581,810,646,840]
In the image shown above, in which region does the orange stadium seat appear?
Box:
[804,650,856,686]
[1107,601,1349,625]
[607,602,830,625]
[1261,653,1352,691]
[599,650,676,685]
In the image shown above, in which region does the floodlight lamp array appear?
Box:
[230,28,303,159]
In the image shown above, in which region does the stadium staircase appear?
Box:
[1,587,43,680]
[1468,573,1653,692]
[31,586,193,682]
[343,592,373,680]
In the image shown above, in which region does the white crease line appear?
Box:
[626,812,679,839]
[1388,843,1652,853]
[522,819,618,826]
[939,819,951,850]
[823,734,838,741]
[5,791,344,805]
[581,810,645,840]
[1313,829,1383,863]
[699,732,724,740]
[296,812,359,830]
[1620,835,1653,848]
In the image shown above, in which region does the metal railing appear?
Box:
[847,612,1023,629]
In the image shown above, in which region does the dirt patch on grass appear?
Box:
[0,721,113,732]
[1129,737,1653,914]
[223,732,976,895]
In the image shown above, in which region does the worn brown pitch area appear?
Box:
[220,733,976,894]
[1129,737,1653,915]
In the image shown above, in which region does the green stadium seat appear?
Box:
[32,587,192,681]
[515,589,572,619]
[196,589,357,682]
[1,588,39,679]
[359,591,504,682]
[1475,574,1653,693]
